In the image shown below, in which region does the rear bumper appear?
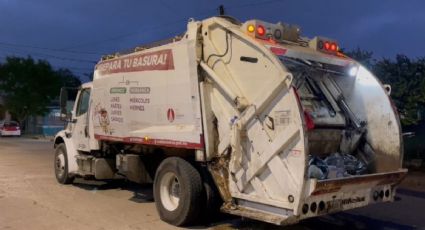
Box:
[299,169,407,219]
[220,170,407,226]
[1,130,21,136]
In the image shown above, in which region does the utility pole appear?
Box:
[218,5,225,15]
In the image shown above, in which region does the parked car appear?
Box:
[0,121,21,137]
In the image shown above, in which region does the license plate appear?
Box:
[325,199,342,213]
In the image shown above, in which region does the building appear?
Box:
[25,104,66,137]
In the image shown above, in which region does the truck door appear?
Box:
[73,88,91,152]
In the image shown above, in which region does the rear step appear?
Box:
[221,202,293,225]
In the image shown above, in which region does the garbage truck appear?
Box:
[54,16,407,226]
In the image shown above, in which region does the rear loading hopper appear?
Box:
[200,17,406,224]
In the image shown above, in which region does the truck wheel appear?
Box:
[201,180,221,221]
[54,143,74,184]
[154,157,203,226]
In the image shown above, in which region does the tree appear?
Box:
[0,56,81,126]
[55,68,82,87]
[344,47,375,69]
[373,55,425,125]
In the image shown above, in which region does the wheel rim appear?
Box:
[55,152,65,178]
[159,172,180,211]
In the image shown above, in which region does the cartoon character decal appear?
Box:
[99,109,110,134]
[93,103,111,134]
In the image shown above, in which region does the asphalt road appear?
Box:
[0,137,424,230]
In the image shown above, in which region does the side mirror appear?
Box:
[60,88,70,121]
[60,87,78,122]
[60,87,68,120]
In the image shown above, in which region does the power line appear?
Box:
[54,66,94,71]
[0,51,94,78]
[0,47,97,63]
[0,56,93,78]
[1,1,283,65]
[68,69,92,74]
[35,53,97,63]
[226,0,284,10]
[1,1,283,58]
[0,41,102,55]
[60,21,187,50]
[59,1,281,51]
[60,10,215,50]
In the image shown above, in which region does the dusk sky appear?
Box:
[0,0,424,81]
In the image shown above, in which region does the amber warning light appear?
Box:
[247,24,255,33]
[244,20,300,43]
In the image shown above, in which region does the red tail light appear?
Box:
[3,125,19,131]
[330,43,337,51]
[257,25,265,36]
[324,42,330,50]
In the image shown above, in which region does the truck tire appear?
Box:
[54,143,74,184]
[153,157,203,226]
[202,180,222,221]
